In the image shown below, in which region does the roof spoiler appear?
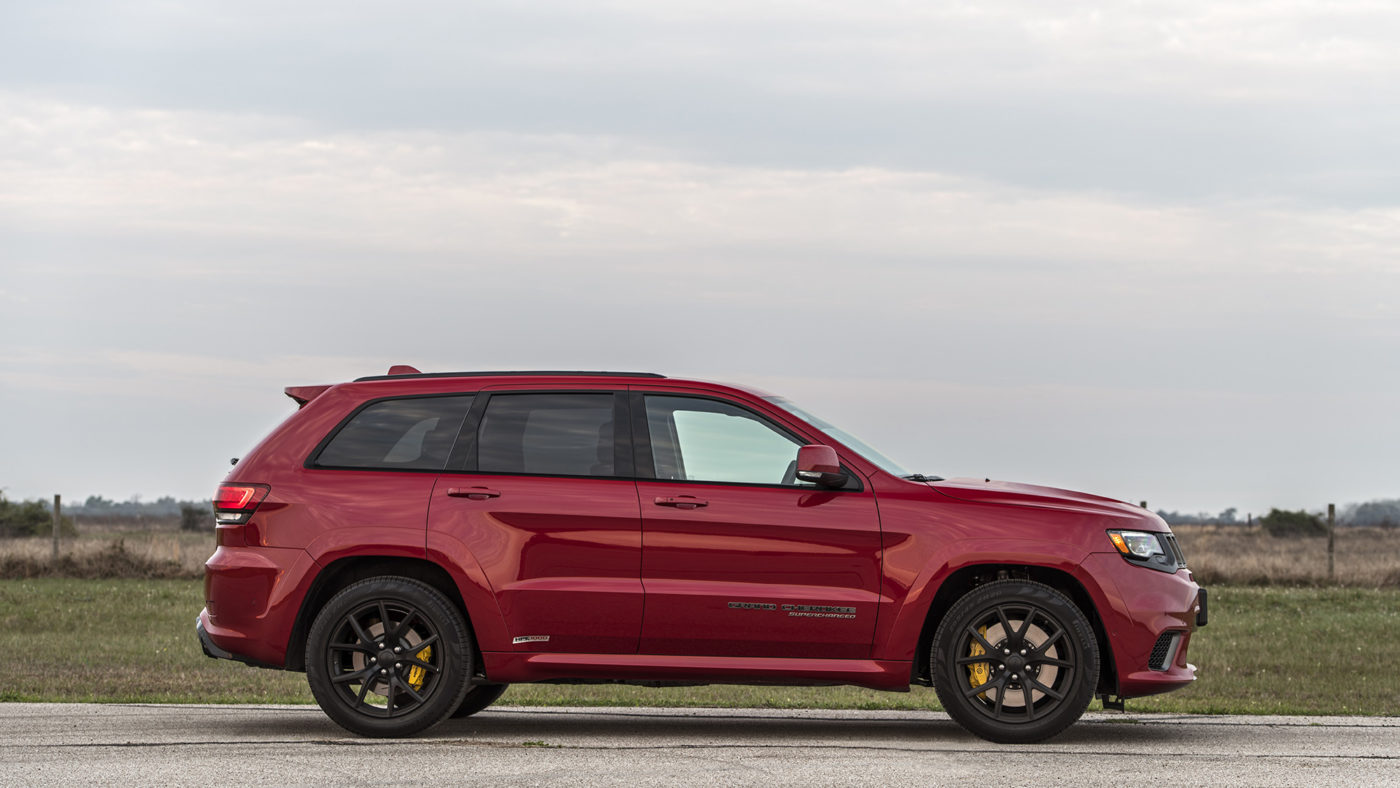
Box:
[284,366,419,408]
[285,385,332,408]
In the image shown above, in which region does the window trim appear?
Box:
[442,389,634,480]
[631,391,863,491]
[304,392,477,473]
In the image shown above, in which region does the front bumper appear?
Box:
[1081,552,1206,698]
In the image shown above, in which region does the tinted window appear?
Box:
[315,396,473,470]
[645,395,803,485]
[477,393,617,476]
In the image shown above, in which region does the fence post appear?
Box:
[1327,503,1335,582]
[52,494,61,559]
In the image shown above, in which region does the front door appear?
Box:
[635,392,883,659]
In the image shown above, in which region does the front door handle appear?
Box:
[654,495,707,510]
[447,486,501,500]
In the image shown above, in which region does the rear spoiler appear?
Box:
[285,385,332,408]
[284,367,419,409]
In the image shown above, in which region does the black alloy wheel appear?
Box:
[931,580,1098,743]
[306,577,473,737]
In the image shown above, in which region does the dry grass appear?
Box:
[0,531,211,579]
[1174,525,1400,588]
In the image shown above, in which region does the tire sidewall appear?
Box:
[450,683,509,718]
[306,576,474,737]
[931,580,1099,744]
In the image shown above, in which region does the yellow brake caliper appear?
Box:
[407,646,432,691]
[968,626,990,695]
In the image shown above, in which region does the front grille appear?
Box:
[1149,632,1180,671]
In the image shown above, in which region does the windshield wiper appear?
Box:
[904,473,945,482]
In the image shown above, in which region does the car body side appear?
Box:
[200,373,1201,702]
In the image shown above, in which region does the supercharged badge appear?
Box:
[728,601,856,619]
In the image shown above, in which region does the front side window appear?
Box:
[477,393,618,477]
[645,395,803,485]
[315,396,473,471]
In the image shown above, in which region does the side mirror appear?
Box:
[796,445,847,488]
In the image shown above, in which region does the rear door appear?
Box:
[633,390,883,659]
[427,388,643,654]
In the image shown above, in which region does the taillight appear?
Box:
[214,483,270,524]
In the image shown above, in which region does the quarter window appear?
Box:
[315,396,473,470]
[477,393,618,477]
[644,395,804,485]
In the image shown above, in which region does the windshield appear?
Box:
[765,396,913,478]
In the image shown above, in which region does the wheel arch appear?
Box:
[285,556,480,674]
[910,563,1117,697]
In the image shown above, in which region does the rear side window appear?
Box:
[477,393,617,477]
[314,396,474,471]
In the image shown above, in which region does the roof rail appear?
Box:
[353,370,667,382]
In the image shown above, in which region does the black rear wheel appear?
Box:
[931,580,1098,743]
[306,577,473,737]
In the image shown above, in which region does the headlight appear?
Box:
[1106,529,1184,573]
[1107,530,1164,559]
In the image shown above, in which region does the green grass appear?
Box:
[1,580,1396,715]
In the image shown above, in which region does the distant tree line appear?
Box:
[0,493,213,535]
[1157,498,1400,532]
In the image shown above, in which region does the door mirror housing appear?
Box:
[796,445,847,488]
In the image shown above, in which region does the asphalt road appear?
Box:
[2,704,1397,787]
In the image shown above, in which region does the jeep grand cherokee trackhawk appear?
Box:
[198,368,1205,743]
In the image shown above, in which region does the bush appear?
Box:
[0,495,76,538]
[179,503,213,532]
[1260,508,1327,538]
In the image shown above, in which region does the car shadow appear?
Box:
[215,706,1197,749]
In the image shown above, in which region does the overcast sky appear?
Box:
[2,0,1396,516]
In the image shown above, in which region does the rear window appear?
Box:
[314,396,474,471]
[477,393,617,477]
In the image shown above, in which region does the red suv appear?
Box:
[199,368,1205,743]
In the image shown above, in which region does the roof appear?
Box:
[352,369,666,383]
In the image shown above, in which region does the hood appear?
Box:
[927,477,1163,526]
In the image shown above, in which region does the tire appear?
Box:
[931,580,1098,744]
[306,576,474,737]
[450,683,509,718]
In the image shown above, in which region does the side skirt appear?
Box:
[482,652,913,691]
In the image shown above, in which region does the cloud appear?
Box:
[1,5,1397,511]
[3,1,1398,203]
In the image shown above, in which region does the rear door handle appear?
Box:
[654,496,707,510]
[447,487,501,500]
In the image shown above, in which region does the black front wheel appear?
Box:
[306,577,474,737]
[931,580,1098,743]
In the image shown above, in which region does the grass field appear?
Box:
[2,578,1397,715]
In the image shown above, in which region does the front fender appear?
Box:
[874,538,1093,662]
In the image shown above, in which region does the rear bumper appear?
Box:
[201,544,318,668]
[196,611,234,660]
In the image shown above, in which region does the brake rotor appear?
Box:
[970,620,1059,707]
[349,620,430,698]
